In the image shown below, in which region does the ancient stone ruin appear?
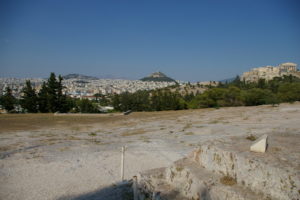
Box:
[241,62,299,82]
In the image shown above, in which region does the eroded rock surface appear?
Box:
[135,133,300,200]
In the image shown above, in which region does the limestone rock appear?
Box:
[136,134,300,200]
[250,134,268,153]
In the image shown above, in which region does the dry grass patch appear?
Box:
[183,123,192,130]
[176,166,184,171]
[0,110,205,133]
[59,147,70,152]
[88,132,97,136]
[185,132,194,135]
[246,135,256,141]
[66,135,82,140]
[0,113,126,133]
[220,175,237,186]
[121,129,147,136]
[243,116,249,120]
[209,120,220,124]
[38,133,57,137]
[270,147,281,152]
[0,142,24,152]
[0,145,13,152]
[90,139,102,144]
[209,117,229,124]
[71,126,83,132]
[140,136,151,143]
[39,138,60,145]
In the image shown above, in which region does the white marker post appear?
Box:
[133,176,138,200]
[121,146,125,181]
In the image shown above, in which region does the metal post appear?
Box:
[121,146,125,181]
[133,176,138,200]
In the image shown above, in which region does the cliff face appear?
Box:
[241,62,298,82]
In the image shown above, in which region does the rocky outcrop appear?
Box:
[134,133,300,200]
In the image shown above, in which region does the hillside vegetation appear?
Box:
[1,74,300,113]
[112,75,300,111]
[140,71,176,82]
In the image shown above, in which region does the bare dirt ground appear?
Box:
[0,103,300,200]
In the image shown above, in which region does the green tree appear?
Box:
[151,90,162,111]
[77,99,97,113]
[0,87,16,112]
[56,75,69,112]
[241,88,274,106]
[94,93,102,102]
[231,75,243,88]
[183,93,195,102]
[198,88,226,108]
[20,80,38,112]
[38,82,49,112]
[132,90,150,111]
[94,93,111,106]
[119,92,132,111]
[278,82,300,103]
[257,79,266,89]
[223,86,243,106]
[112,94,121,111]
[47,72,59,112]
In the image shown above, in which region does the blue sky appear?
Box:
[0,0,299,82]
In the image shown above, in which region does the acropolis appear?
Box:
[241,62,299,82]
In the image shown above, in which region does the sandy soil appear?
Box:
[0,103,300,200]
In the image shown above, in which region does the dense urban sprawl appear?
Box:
[0,77,176,98]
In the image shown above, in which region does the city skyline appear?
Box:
[1,0,300,82]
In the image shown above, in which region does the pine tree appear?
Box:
[56,75,68,112]
[0,87,16,112]
[232,75,242,88]
[38,82,49,112]
[47,72,58,112]
[37,73,71,113]
[20,80,38,112]
[112,94,121,111]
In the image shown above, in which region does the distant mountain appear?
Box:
[63,74,99,80]
[140,72,176,82]
[219,77,235,83]
[98,74,129,80]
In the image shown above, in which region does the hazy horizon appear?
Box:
[1,0,299,82]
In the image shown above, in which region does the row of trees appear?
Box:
[110,75,300,112]
[187,87,277,108]
[0,73,110,113]
[111,90,187,112]
[187,75,300,108]
[1,74,300,113]
[0,87,16,112]
[0,73,72,113]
